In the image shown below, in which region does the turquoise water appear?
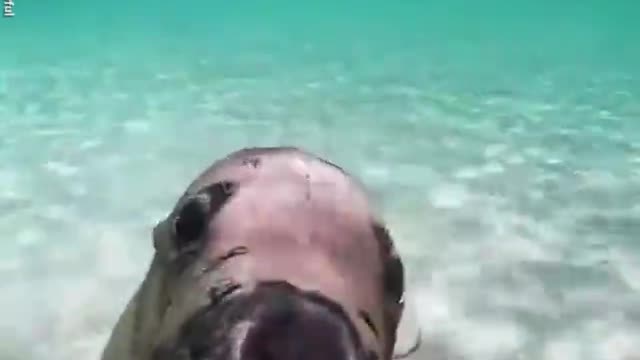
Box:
[1,2,639,359]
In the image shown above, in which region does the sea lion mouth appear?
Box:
[151,281,374,360]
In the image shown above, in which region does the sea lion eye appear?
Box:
[372,223,405,303]
[385,255,405,305]
[172,181,237,250]
[173,194,210,247]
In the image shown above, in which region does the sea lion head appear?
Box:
[101,147,413,360]
[145,165,384,360]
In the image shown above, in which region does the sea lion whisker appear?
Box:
[198,246,250,275]
[358,310,379,338]
[209,280,243,306]
[391,327,422,359]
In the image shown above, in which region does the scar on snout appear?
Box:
[242,157,261,168]
[219,246,249,261]
[304,173,311,200]
[200,246,250,275]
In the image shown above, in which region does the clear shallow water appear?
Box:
[1,2,639,360]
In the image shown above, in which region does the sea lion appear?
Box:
[101,146,417,360]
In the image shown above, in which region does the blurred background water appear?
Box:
[0,1,639,359]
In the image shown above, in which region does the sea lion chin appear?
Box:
[100,146,417,360]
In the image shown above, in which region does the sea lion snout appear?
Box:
[152,281,374,360]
